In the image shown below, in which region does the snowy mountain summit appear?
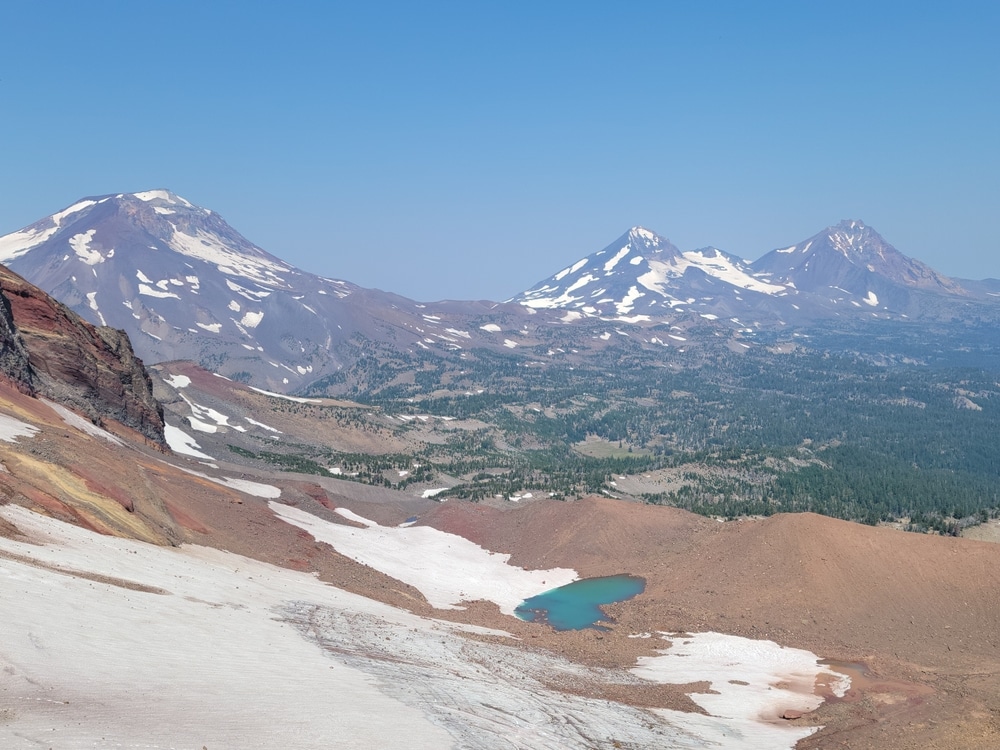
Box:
[0,190,360,389]
[1,192,994,390]
[0,190,537,391]
[512,221,977,324]
[0,190,295,288]
[511,226,792,323]
[754,219,965,307]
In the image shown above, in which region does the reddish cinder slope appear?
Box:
[418,496,1000,748]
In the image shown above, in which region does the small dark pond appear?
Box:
[514,574,646,631]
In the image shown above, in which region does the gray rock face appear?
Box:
[0,286,35,395]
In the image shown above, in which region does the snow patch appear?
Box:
[133,189,193,206]
[245,417,282,433]
[240,311,264,329]
[603,245,631,274]
[247,386,322,404]
[0,414,39,443]
[69,229,103,265]
[187,416,218,433]
[615,285,645,315]
[138,284,180,300]
[85,292,107,326]
[633,631,850,748]
[178,394,232,430]
[163,374,191,389]
[43,400,122,445]
[271,504,577,615]
[164,424,214,460]
[0,200,98,262]
[176,466,281,499]
[168,227,292,288]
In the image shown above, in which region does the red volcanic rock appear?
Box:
[0,264,165,445]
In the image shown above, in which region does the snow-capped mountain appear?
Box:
[753,219,966,311]
[510,226,798,323]
[0,190,528,390]
[4,192,997,391]
[511,222,985,324]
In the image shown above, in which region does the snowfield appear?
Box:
[0,506,849,749]
[0,505,453,749]
[634,631,850,748]
[271,503,578,614]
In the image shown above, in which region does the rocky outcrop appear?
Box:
[0,265,165,445]
[0,285,35,394]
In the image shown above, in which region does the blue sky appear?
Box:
[1,2,997,301]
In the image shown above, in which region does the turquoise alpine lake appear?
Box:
[514,575,646,631]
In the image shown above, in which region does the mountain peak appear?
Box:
[754,220,965,299]
[510,226,787,318]
[130,189,196,208]
[625,225,673,251]
[833,218,868,231]
[628,225,657,240]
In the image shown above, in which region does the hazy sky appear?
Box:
[2,2,997,301]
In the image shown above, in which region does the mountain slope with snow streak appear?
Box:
[511,222,992,325]
[511,226,795,323]
[0,191,534,391]
[753,219,968,311]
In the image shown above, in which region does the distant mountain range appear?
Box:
[1,190,998,390]
[511,221,995,324]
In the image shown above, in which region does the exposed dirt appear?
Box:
[411,497,1000,748]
